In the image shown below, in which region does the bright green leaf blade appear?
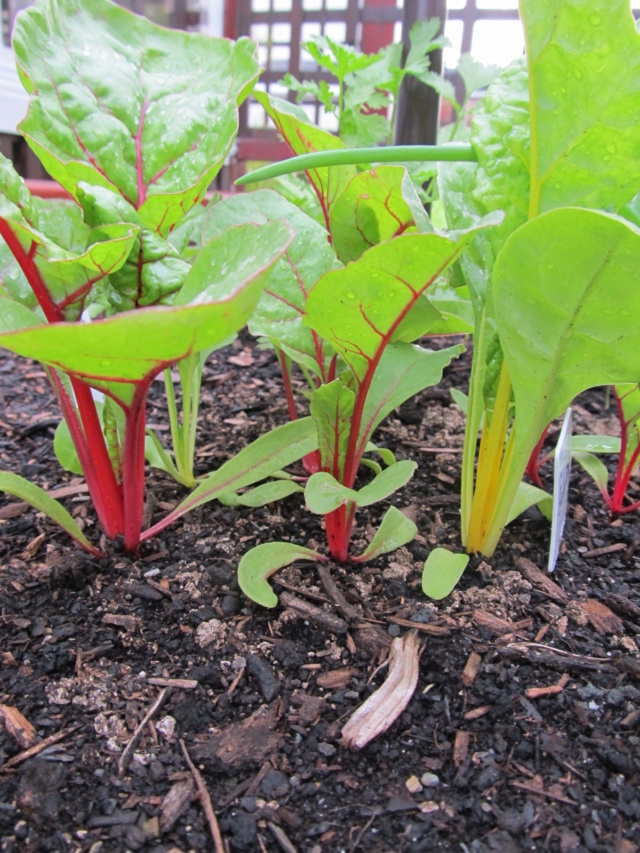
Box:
[0,471,97,554]
[572,450,610,494]
[457,53,501,102]
[14,0,259,234]
[506,482,553,526]
[494,209,640,456]
[356,460,417,507]
[141,418,318,540]
[305,223,496,384]
[0,296,42,333]
[238,542,321,608]
[305,472,357,515]
[54,420,84,476]
[522,0,640,216]
[235,480,303,508]
[450,388,469,414]
[359,343,464,453]
[309,380,355,480]
[570,435,621,455]
[254,91,357,224]
[421,548,469,600]
[0,221,291,405]
[329,167,418,263]
[355,506,418,563]
[364,442,396,467]
[195,190,337,377]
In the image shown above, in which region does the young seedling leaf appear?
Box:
[238,542,322,608]
[450,388,469,414]
[305,473,357,516]
[422,548,469,600]
[572,451,610,495]
[506,482,553,526]
[232,480,304,508]
[356,460,417,507]
[0,471,99,555]
[14,0,260,235]
[354,506,418,563]
[141,417,318,540]
[309,380,355,480]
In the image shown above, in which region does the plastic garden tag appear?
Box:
[549,408,572,573]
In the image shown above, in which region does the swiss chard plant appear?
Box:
[572,384,640,516]
[0,0,317,553]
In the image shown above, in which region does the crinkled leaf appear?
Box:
[422,548,469,600]
[494,208,640,464]
[329,167,419,263]
[354,506,418,564]
[141,418,318,540]
[0,221,292,406]
[14,0,259,235]
[238,542,322,608]
[255,91,356,225]
[0,471,98,554]
[506,482,552,526]
[310,380,355,480]
[340,108,390,150]
[196,190,337,377]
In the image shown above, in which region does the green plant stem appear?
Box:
[235,143,477,186]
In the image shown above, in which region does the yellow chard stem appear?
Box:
[467,361,512,553]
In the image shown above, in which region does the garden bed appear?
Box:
[0,339,639,853]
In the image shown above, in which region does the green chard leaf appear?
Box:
[0,221,292,408]
[422,549,469,600]
[329,167,419,263]
[494,208,640,469]
[194,190,338,379]
[13,0,259,236]
[255,91,357,227]
[353,506,418,563]
[238,542,323,608]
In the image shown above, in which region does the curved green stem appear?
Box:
[235,143,477,186]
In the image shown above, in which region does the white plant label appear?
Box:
[548,408,572,573]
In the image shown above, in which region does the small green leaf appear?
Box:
[506,482,553,526]
[354,506,417,563]
[305,473,357,516]
[570,435,621,455]
[238,542,321,607]
[450,388,469,414]
[422,548,469,600]
[54,420,84,476]
[364,442,396,467]
[0,471,98,554]
[572,451,610,494]
[234,480,304,508]
[356,459,417,507]
[141,418,318,540]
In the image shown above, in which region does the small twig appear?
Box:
[511,780,579,806]
[267,821,298,853]
[180,738,225,853]
[226,665,246,698]
[147,677,198,689]
[317,565,360,622]
[119,687,171,776]
[2,725,80,769]
[280,592,348,634]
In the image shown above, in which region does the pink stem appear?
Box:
[525,424,550,488]
[122,381,151,551]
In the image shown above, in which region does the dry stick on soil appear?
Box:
[280,591,348,634]
[342,630,421,749]
[267,821,298,853]
[385,616,451,637]
[180,738,225,853]
[497,643,617,675]
[525,672,570,699]
[2,725,80,769]
[118,687,172,776]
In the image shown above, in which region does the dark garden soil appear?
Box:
[0,335,639,853]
